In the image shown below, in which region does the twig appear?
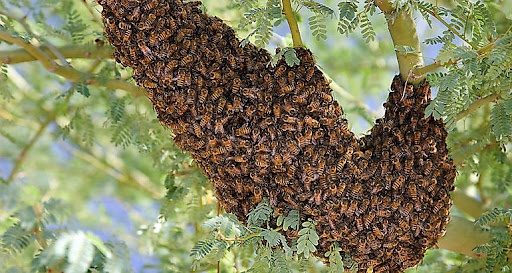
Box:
[418,5,477,49]
[5,118,53,183]
[281,0,303,48]
[0,8,69,66]
[476,170,488,205]
[320,69,380,120]
[0,44,115,64]
[456,92,501,121]
[0,30,145,96]
[58,141,163,199]
[413,42,496,76]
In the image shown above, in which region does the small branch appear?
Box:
[476,170,489,205]
[375,1,424,84]
[451,143,496,165]
[418,5,477,49]
[5,118,52,183]
[413,41,496,76]
[456,92,501,121]
[281,0,303,48]
[58,141,163,199]
[0,44,115,64]
[0,30,145,96]
[33,203,49,248]
[0,8,69,66]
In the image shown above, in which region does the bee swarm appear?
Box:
[99,0,456,271]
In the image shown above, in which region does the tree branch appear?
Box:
[456,92,501,121]
[0,44,115,64]
[80,0,104,27]
[417,4,476,49]
[452,190,487,219]
[0,8,69,66]
[0,30,145,96]
[438,216,490,258]
[412,41,496,76]
[281,0,303,48]
[4,117,53,184]
[375,1,424,84]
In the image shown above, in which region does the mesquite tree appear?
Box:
[0,0,511,272]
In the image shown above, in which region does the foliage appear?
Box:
[0,0,512,272]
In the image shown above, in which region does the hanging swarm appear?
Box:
[98,0,456,271]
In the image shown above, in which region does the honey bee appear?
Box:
[305,67,314,81]
[275,65,286,77]
[212,146,227,156]
[347,200,358,216]
[282,124,297,131]
[433,203,443,214]
[377,210,391,217]
[138,42,154,60]
[192,123,203,137]
[214,117,228,134]
[210,87,224,101]
[307,100,320,113]
[404,158,414,176]
[373,226,384,239]
[197,88,209,104]
[180,55,194,67]
[364,211,376,228]
[427,179,436,192]
[345,147,354,160]
[281,85,294,94]
[355,217,363,231]
[141,78,157,89]
[319,92,333,103]
[392,176,404,191]
[304,116,320,128]
[216,97,226,113]
[126,5,141,21]
[409,184,418,201]
[397,218,410,231]
[235,126,251,136]
[143,0,158,10]
[336,157,347,172]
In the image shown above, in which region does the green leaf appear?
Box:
[104,240,134,273]
[282,210,299,231]
[262,229,281,247]
[190,240,216,260]
[247,198,272,226]
[490,102,512,140]
[1,223,33,252]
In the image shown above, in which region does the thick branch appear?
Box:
[375,1,424,84]
[452,190,487,219]
[281,0,303,48]
[0,30,145,96]
[438,216,490,258]
[0,44,115,64]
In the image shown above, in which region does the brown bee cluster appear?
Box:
[99,0,456,271]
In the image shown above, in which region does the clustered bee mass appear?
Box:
[99,0,456,271]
